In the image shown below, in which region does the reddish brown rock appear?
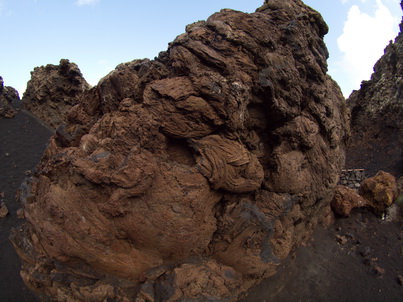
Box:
[373,266,385,278]
[332,172,399,217]
[16,208,24,219]
[0,202,9,218]
[22,59,90,129]
[331,185,368,217]
[335,234,348,245]
[11,1,349,301]
[359,171,398,213]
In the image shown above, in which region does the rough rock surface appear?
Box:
[331,185,367,217]
[22,59,90,129]
[359,171,398,214]
[331,171,398,217]
[0,76,19,119]
[346,2,403,177]
[0,202,9,218]
[11,1,349,301]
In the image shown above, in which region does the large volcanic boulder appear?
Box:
[22,59,90,129]
[0,76,19,118]
[11,1,349,301]
[346,2,403,177]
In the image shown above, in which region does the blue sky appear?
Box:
[0,0,401,98]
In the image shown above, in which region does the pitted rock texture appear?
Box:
[11,1,349,301]
[346,2,403,177]
[331,185,367,217]
[359,170,398,214]
[22,59,90,129]
[0,76,19,118]
[332,171,398,217]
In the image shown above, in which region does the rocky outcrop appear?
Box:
[22,59,90,129]
[331,185,367,217]
[11,1,349,301]
[332,171,398,216]
[0,76,19,118]
[359,170,398,213]
[346,2,403,177]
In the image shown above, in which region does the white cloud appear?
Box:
[337,0,399,94]
[341,0,369,5]
[75,0,99,6]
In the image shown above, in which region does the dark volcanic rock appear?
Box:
[11,1,349,301]
[22,59,90,129]
[346,2,403,177]
[0,76,19,119]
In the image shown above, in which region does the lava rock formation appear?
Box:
[11,0,349,301]
[0,76,19,119]
[346,1,403,177]
[22,59,90,129]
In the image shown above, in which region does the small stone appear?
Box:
[336,234,348,245]
[5,152,9,157]
[25,170,32,176]
[345,233,355,240]
[397,275,403,285]
[363,259,372,266]
[17,208,25,219]
[0,191,4,198]
[360,246,371,257]
[0,202,9,218]
[374,266,385,277]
